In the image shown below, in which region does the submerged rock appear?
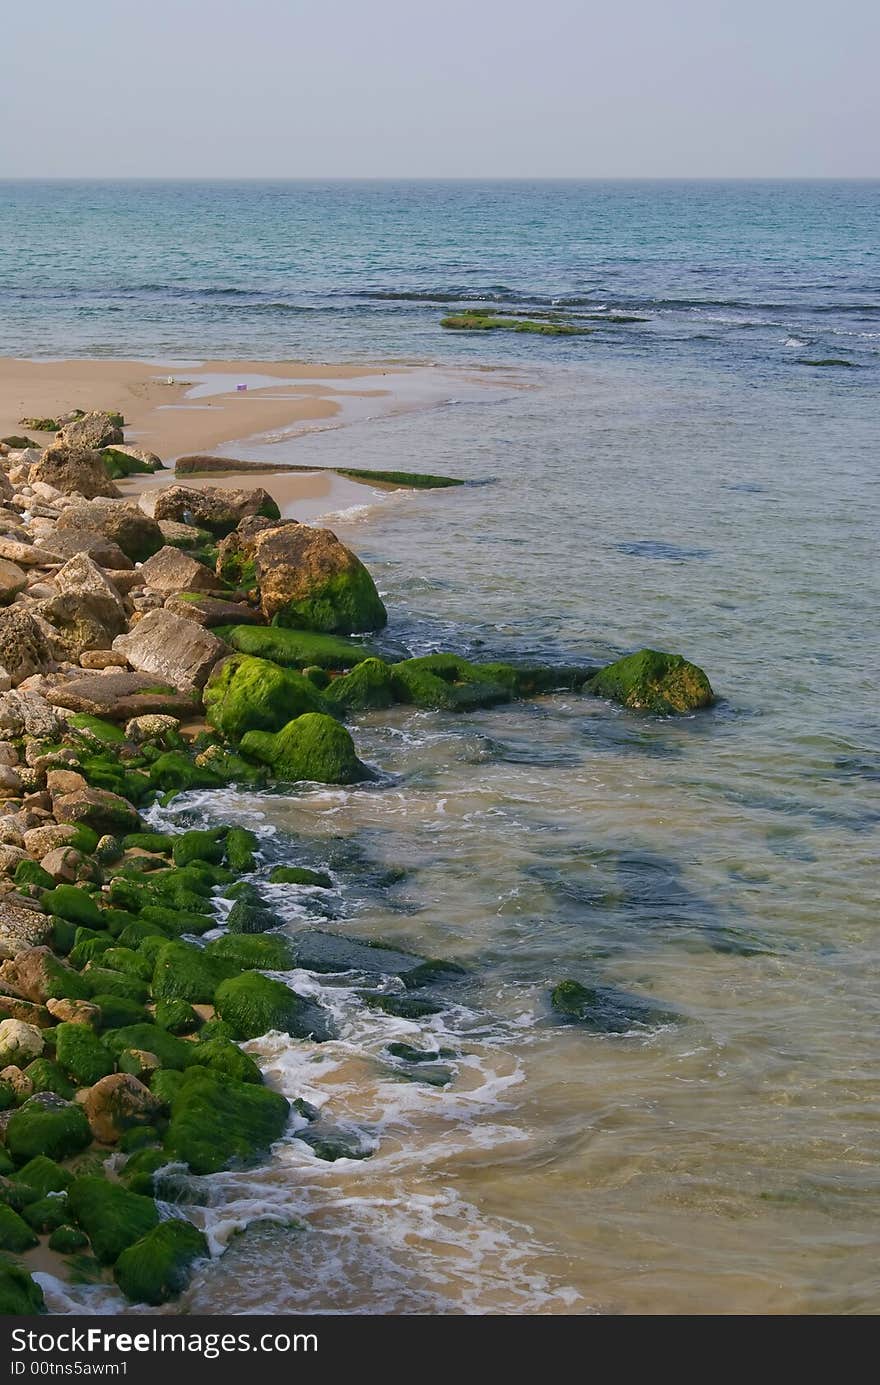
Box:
[240,712,369,784]
[163,1069,289,1175]
[584,649,714,715]
[114,1217,208,1305]
[550,979,678,1032]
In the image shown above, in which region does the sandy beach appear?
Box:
[0,357,406,461]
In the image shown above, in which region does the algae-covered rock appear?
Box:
[114,1217,208,1305]
[10,1155,72,1199]
[0,1202,39,1251]
[0,1259,45,1314]
[203,654,327,741]
[23,1057,75,1099]
[268,865,332,888]
[584,649,715,715]
[102,1023,196,1071]
[204,933,297,971]
[82,1072,163,1144]
[67,1175,159,1264]
[55,1021,114,1086]
[214,971,327,1041]
[48,1224,89,1253]
[22,1193,70,1234]
[325,658,397,713]
[240,712,369,785]
[171,828,225,868]
[549,978,678,1032]
[163,1069,289,1175]
[224,826,258,873]
[42,885,103,929]
[390,654,516,712]
[154,998,199,1034]
[91,995,151,1030]
[190,1036,262,1084]
[252,525,387,633]
[215,624,381,670]
[6,1096,92,1164]
[151,941,238,1005]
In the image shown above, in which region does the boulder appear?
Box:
[153,484,280,536]
[0,1261,45,1314]
[28,444,120,500]
[157,519,212,549]
[584,649,715,715]
[52,785,140,836]
[46,997,100,1027]
[214,971,329,1041]
[240,712,369,785]
[251,524,387,633]
[164,593,262,627]
[0,537,61,567]
[203,653,326,740]
[0,610,53,685]
[5,1096,92,1163]
[0,690,65,739]
[54,500,163,563]
[46,528,132,569]
[22,824,79,858]
[80,649,129,670]
[163,1068,289,1175]
[216,623,380,670]
[56,410,123,451]
[55,553,127,632]
[81,1072,163,1144]
[47,671,196,721]
[114,1218,208,1306]
[36,593,119,660]
[0,946,90,1004]
[0,903,53,959]
[0,559,27,606]
[0,1019,44,1067]
[113,610,224,692]
[66,1176,158,1264]
[139,546,219,599]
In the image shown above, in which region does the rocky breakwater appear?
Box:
[0,413,716,1314]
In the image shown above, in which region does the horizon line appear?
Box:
[1,174,879,183]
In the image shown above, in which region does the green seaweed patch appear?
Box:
[240,712,369,785]
[584,648,714,715]
[114,1218,207,1305]
[203,654,328,740]
[215,624,380,671]
[163,1069,289,1175]
[440,310,592,336]
[67,1177,159,1265]
[334,467,464,489]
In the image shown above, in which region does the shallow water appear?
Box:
[40,351,880,1316]
[14,179,879,1315]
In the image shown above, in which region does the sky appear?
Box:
[3,0,879,178]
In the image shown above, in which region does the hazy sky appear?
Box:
[3,0,878,177]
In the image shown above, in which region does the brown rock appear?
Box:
[153,484,280,536]
[0,559,27,605]
[0,690,65,740]
[47,670,196,721]
[0,946,79,1003]
[139,545,220,599]
[112,609,224,692]
[0,1066,33,1100]
[0,995,52,1027]
[0,610,54,685]
[164,593,263,627]
[45,528,132,569]
[52,785,140,836]
[54,553,127,632]
[35,593,118,660]
[0,902,53,960]
[80,1072,162,1144]
[46,997,100,1026]
[53,500,163,564]
[55,410,123,451]
[28,444,120,500]
[252,523,387,632]
[46,768,88,798]
[0,844,27,873]
[39,846,83,884]
[0,769,23,801]
[0,537,62,567]
[22,824,78,858]
[79,649,129,670]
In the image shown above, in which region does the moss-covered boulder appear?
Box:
[152,941,238,1005]
[191,1036,262,1084]
[91,995,150,1030]
[146,751,224,794]
[215,624,380,670]
[113,1217,208,1305]
[214,972,322,1041]
[225,898,279,935]
[204,933,297,971]
[325,658,397,713]
[250,525,387,634]
[203,654,327,741]
[14,859,54,891]
[390,654,516,711]
[224,826,258,873]
[67,1176,159,1264]
[23,1058,75,1099]
[55,1021,115,1086]
[171,828,225,868]
[122,831,174,854]
[268,865,332,888]
[102,1024,196,1071]
[240,712,369,785]
[11,1155,72,1199]
[0,1259,45,1313]
[154,998,199,1034]
[163,1070,289,1175]
[48,1224,89,1253]
[584,649,715,715]
[6,1097,92,1164]
[0,1203,39,1251]
[82,967,149,1005]
[23,1193,71,1234]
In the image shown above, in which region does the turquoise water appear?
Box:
[2,179,879,372]
[11,182,880,1314]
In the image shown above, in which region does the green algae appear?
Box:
[240,712,368,785]
[114,1218,208,1305]
[203,653,327,740]
[584,648,715,715]
[215,624,380,669]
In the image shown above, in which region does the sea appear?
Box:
[2,180,879,1314]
